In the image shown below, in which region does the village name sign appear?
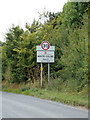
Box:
[36,41,55,63]
[36,41,55,88]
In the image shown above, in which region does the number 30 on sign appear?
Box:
[41,41,50,50]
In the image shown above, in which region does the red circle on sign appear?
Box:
[41,41,50,50]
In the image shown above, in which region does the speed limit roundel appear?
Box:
[41,41,50,50]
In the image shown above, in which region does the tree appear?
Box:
[60,2,88,28]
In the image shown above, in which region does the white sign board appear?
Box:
[36,41,55,63]
[37,51,54,63]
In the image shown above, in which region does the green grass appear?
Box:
[2,86,88,109]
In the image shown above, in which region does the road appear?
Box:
[2,92,88,118]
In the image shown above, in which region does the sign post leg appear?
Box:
[41,63,43,88]
[48,63,50,85]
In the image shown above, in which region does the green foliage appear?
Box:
[60,22,88,91]
[20,85,30,91]
[60,2,88,28]
[2,2,88,92]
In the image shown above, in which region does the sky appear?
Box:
[0,0,68,42]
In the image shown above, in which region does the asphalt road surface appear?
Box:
[2,92,88,118]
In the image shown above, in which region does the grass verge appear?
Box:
[2,85,88,109]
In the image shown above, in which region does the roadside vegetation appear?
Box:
[1,2,89,108]
[2,81,88,108]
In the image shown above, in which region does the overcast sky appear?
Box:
[0,0,68,42]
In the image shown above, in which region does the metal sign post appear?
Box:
[48,63,50,84]
[41,63,43,88]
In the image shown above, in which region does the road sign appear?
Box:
[37,51,54,63]
[36,41,55,88]
[41,41,50,50]
[36,42,55,63]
